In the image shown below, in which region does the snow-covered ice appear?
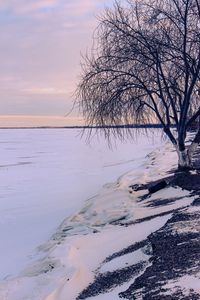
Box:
[0,128,196,300]
[0,128,165,280]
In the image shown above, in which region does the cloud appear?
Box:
[22,87,68,96]
[0,0,114,117]
[64,0,98,17]
[0,0,103,17]
[0,0,59,15]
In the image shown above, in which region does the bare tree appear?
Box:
[77,0,200,169]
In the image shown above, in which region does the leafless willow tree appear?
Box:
[77,0,200,169]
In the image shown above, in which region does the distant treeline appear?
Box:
[63,124,165,129]
[0,124,168,129]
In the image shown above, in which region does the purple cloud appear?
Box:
[0,0,114,119]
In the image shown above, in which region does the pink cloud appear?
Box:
[0,0,59,14]
[0,0,114,117]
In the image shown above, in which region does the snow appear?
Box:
[43,215,171,300]
[163,274,200,296]
[170,205,200,234]
[0,128,197,300]
[99,249,149,274]
[0,128,164,281]
[175,275,200,292]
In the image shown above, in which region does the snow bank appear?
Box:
[44,215,171,300]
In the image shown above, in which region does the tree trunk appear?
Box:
[176,148,192,170]
[176,132,200,170]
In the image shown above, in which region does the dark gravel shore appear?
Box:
[77,160,200,299]
[120,206,200,300]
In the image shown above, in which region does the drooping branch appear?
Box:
[77,0,200,157]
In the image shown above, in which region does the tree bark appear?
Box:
[176,148,192,170]
[176,128,200,170]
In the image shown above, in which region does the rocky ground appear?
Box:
[77,157,200,299]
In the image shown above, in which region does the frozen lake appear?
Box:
[0,128,164,281]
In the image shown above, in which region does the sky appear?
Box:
[0,0,114,126]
